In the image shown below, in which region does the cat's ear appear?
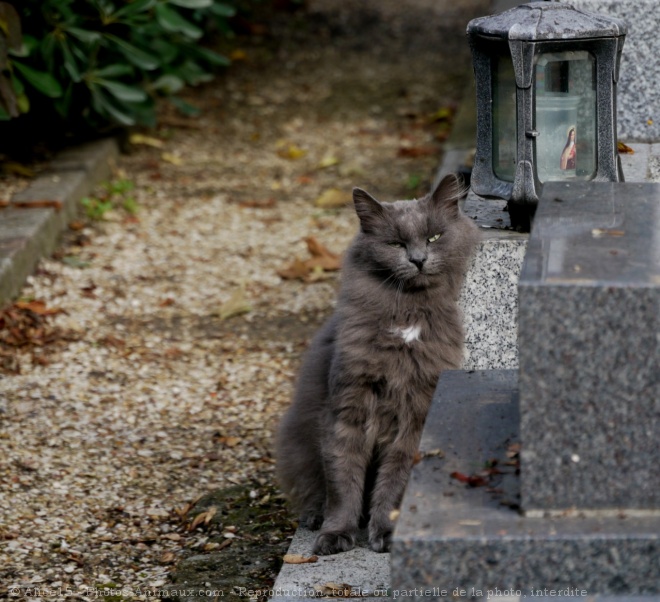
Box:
[353,188,385,233]
[430,174,466,217]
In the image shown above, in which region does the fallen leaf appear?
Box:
[160,552,176,564]
[506,442,521,459]
[99,335,125,349]
[398,146,438,158]
[314,188,351,209]
[161,152,184,165]
[218,436,241,447]
[203,506,217,526]
[450,471,489,488]
[277,144,306,160]
[219,284,251,320]
[14,300,64,316]
[617,141,635,154]
[277,258,309,281]
[277,237,342,282]
[190,510,214,531]
[314,583,353,597]
[388,509,400,521]
[230,49,247,61]
[429,106,455,123]
[316,154,340,169]
[237,198,277,209]
[305,237,341,270]
[3,161,36,177]
[13,200,63,211]
[130,133,165,148]
[220,286,252,320]
[61,256,90,269]
[421,447,444,459]
[592,228,625,238]
[284,554,319,564]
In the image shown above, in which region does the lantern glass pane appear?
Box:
[492,54,517,182]
[535,51,596,183]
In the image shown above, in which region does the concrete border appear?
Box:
[0,137,119,305]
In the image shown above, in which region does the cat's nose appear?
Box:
[409,254,426,271]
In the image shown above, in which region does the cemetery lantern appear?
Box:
[467,0,627,228]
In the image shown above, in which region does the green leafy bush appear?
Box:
[1,0,238,130]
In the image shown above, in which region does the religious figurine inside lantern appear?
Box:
[560,126,577,171]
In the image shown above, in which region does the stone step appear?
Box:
[391,370,660,600]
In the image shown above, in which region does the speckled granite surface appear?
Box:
[459,197,527,370]
[518,182,660,511]
[563,0,660,142]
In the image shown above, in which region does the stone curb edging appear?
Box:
[0,137,120,306]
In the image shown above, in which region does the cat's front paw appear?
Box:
[368,525,392,553]
[313,530,356,555]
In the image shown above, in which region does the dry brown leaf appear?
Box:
[160,551,176,564]
[130,133,165,148]
[13,200,63,211]
[314,583,353,597]
[397,146,438,158]
[203,506,217,526]
[277,144,306,160]
[230,49,247,61]
[617,141,635,154]
[218,436,241,448]
[161,152,184,165]
[237,198,277,209]
[305,237,341,270]
[219,284,251,320]
[592,228,625,238]
[190,510,212,531]
[283,553,319,564]
[421,447,444,459]
[277,237,342,282]
[277,258,309,281]
[316,155,340,169]
[3,161,36,177]
[14,300,64,316]
[314,188,351,209]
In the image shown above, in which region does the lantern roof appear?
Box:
[467,1,627,41]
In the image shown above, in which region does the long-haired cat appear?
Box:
[276,174,479,555]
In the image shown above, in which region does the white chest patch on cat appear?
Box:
[393,325,421,344]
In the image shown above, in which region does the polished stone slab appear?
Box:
[518,182,660,511]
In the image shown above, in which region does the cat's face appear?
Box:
[352,175,470,289]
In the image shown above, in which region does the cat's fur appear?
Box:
[276,174,479,555]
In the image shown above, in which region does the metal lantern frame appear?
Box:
[467,1,627,226]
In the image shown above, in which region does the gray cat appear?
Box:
[276,174,479,555]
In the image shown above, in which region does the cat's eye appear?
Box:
[388,241,404,248]
[428,233,442,243]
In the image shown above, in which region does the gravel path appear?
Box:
[0,1,485,598]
